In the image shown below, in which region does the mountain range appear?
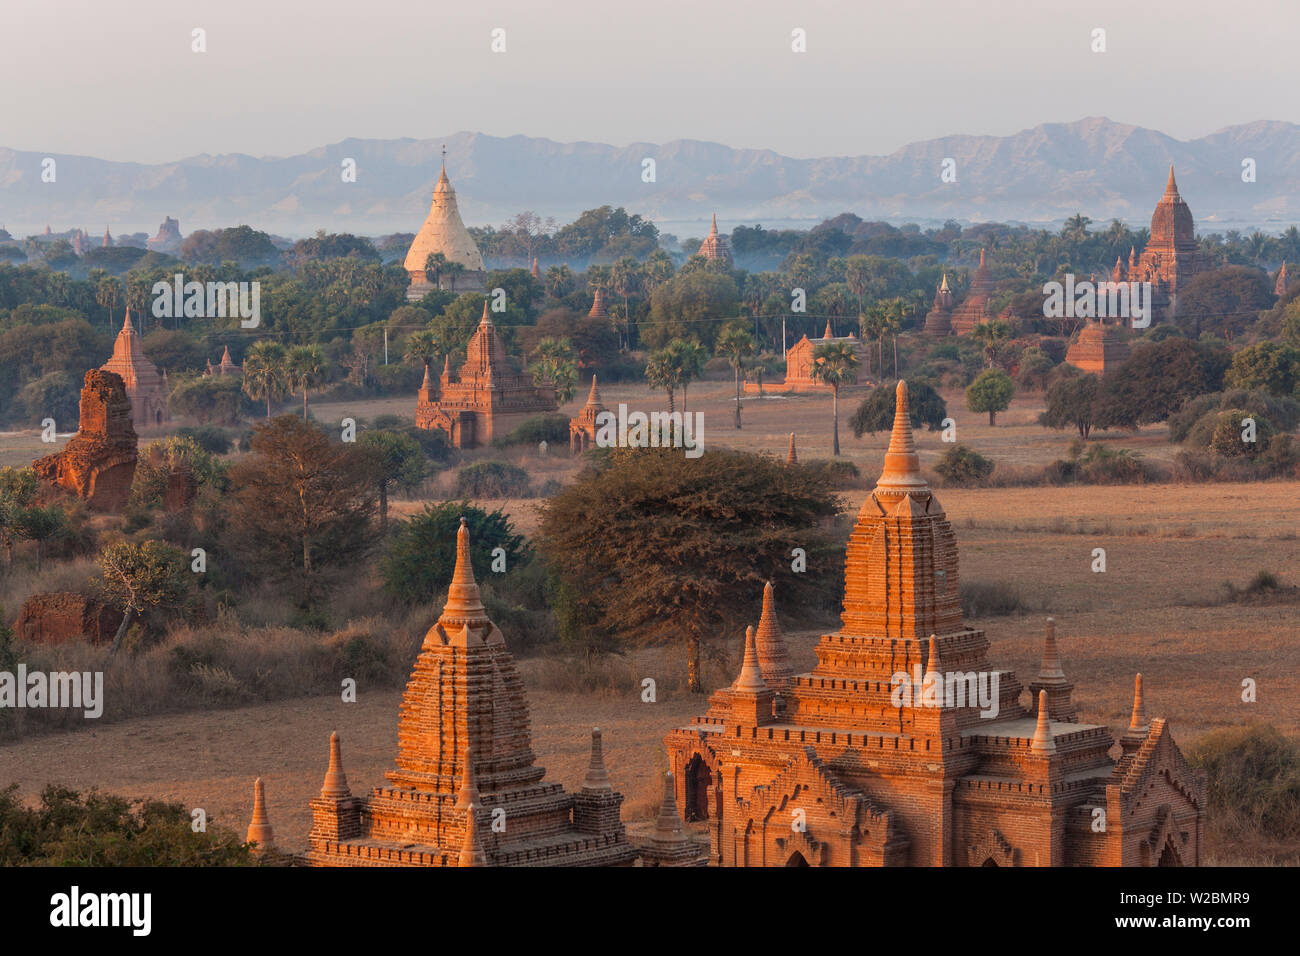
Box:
[3,117,1298,239]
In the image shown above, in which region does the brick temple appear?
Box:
[1065,318,1132,375]
[307,519,639,866]
[1113,167,1209,324]
[415,302,557,448]
[778,321,870,392]
[568,375,607,454]
[100,309,168,428]
[33,369,138,512]
[950,248,996,334]
[697,214,733,267]
[923,274,956,335]
[663,381,1205,867]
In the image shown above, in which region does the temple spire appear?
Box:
[823,319,834,338]
[1164,165,1179,199]
[875,380,927,492]
[1031,690,1056,753]
[246,777,274,850]
[732,626,768,693]
[1039,617,1064,682]
[455,739,487,867]
[585,373,601,407]
[1129,673,1147,730]
[754,580,793,689]
[441,517,486,621]
[582,727,613,792]
[786,432,797,464]
[654,771,687,844]
[940,272,949,292]
[924,634,942,683]
[479,300,492,328]
[320,731,351,798]
[709,213,719,236]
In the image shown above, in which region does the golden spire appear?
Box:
[875,381,928,493]
[319,731,351,799]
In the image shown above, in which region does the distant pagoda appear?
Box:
[923,274,956,336]
[404,150,487,300]
[950,249,995,335]
[697,214,733,266]
[100,309,168,428]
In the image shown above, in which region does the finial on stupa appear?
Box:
[924,634,942,682]
[823,319,834,338]
[479,300,492,327]
[420,362,432,390]
[121,308,134,333]
[940,272,950,292]
[319,731,351,799]
[709,213,719,236]
[732,625,768,693]
[1129,673,1148,730]
[1039,617,1065,682]
[979,247,986,268]
[585,373,601,406]
[1031,691,1056,753]
[246,777,274,850]
[455,739,487,867]
[442,352,451,376]
[441,517,486,619]
[582,727,613,792]
[876,380,927,492]
[654,772,687,843]
[786,433,797,464]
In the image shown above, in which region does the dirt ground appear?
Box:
[0,377,1296,857]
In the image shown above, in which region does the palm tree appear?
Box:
[883,297,908,378]
[609,257,642,349]
[531,337,578,405]
[809,341,860,456]
[95,275,122,330]
[860,304,888,376]
[443,261,467,292]
[670,339,707,414]
[242,340,289,418]
[424,252,447,289]
[286,344,327,420]
[404,328,443,376]
[715,322,755,428]
[645,348,684,414]
[545,264,575,299]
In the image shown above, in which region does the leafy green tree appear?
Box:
[643,271,739,349]
[96,540,191,656]
[1104,338,1230,425]
[0,467,38,564]
[10,504,65,571]
[965,369,1016,425]
[537,448,841,692]
[358,430,426,532]
[645,346,684,414]
[530,337,578,405]
[1039,372,1115,439]
[671,338,708,413]
[850,380,947,436]
[715,321,755,429]
[1224,342,1300,399]
[169,375,248,425]
[933,445,994,487]
[130,437,228,509]
[809,341,861,455]
[381,501,528,604]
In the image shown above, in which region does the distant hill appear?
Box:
[3,117,1298,238]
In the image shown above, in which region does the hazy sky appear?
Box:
[3,0,1298,163]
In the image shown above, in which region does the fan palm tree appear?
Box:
[809,341,861,456]
[286,344,328,420]
[670,339,708,414]
[715,322,755,429]
[241,340,289,419]
[645,348,684,415]
[531,337,578,405]
[404,328,443,376]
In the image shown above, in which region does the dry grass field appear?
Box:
[0,376,1295,859]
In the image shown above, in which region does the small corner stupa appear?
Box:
[415,302,557,448]
[404,146,487,300]
[569,374,608,454]
[307,519,639,867]
[100,309,168,428]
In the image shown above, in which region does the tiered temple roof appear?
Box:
[308,519,638,867]
[664,381,1205,866]
[416,302,557,447]
[951,249,996,334]
[696,214,733,266]
[100,310,168,428]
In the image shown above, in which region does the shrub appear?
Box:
[381,501,529,604]
[1187,723,1300,847]
[1197,409,1274,459]
[934,444,994,487]
[960,580,1026,618]
[494,413,571,448]
[454,461,533,498]
[175,425,234,455]
[850,379,948,436]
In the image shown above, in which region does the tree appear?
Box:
[225,416,376,600]
[1175,266,1273,340]
[96,540,191,657]
[544,264,575,299]
[971,320,1014,369]
[671,339,708,413]
[1224,342,1300,399]
[537,448,840,692]
[1104,338,1229,424]
[645,347,684,414]
[241,341,289,419]
[424,252,447,289]
[381,501,528,604]
[715,322,755,429]
[0,467,38,565]
[1039,373,1111,439]
[530,338,578,406]
[358,430,426,532]
[850,380,947,437]
[9,504,65,572]
[643,271,739,349]
[966,369,1015,425]
[809,341,861,455]
[285,344,328,420]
